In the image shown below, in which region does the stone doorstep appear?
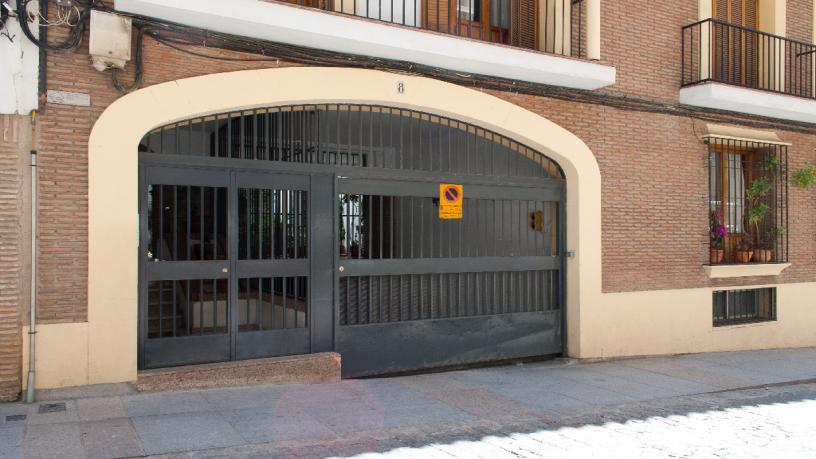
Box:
[135,352,342,393]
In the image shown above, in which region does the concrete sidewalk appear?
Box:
[1,347,815,458]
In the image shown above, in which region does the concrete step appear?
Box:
[135,352,341,392]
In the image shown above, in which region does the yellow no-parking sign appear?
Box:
[439,184,463,219]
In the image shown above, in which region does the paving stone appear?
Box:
[0,423,24,459]
[199,384,289,412]
[79,418,144,459]
[221,407,337,444]
[26,400,79,425]
[131,411,244,455]
[76,397,127,422]
[23,423,85,459]
[123,391,211,417]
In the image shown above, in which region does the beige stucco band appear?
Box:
[80,67,603,386]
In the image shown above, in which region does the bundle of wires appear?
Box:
[15,0,97,52]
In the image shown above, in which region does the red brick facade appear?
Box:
[0,116,26,401]
[1,0,815,399]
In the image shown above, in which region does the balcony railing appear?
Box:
[281,0,586,58]
[682,18,816,99]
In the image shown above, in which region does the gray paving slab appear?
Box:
[23,422,85,459]
[725,357,816,382]
[78,418,144,459]
[199,384,289,412]
[221,406,337,444]
[123,390,211,417]
[0,423,24,459]
[553,365,718,400]
[619,357,752,388]
[26,400,79,425]
[76,396,128,422]
[131,411,244,455]
[305,397,473,434]
[569,361,722,395]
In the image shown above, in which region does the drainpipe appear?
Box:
[25,110,38,404]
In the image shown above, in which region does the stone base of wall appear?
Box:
[135,353,342,392]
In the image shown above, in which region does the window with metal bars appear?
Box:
[138,104,564,181]
[713,287,776,326]
[707,138,788,265]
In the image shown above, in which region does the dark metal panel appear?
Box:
[235,328,311,360]
[143,335,231,369]
[338,178,563,200]
[337,310,562,377]
[146,261,230,281]
[146,166,230,187]
[140,153,563,190]
[341,257,561,276]
[138,164,148,369]
[235,172,310,190]
[235,259,309,278]
[309,174,335,353]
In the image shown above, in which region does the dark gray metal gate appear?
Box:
[335,177,564,376]
[138,165,334,368]
[137,104,565,374]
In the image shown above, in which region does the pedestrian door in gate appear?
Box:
[138,166,331,369]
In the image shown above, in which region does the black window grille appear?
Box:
[707,138,788,265]
[139,104,564,181]
[713,288,776,326]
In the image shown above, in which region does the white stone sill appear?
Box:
[680,82,816,124]
[704,263,791,279]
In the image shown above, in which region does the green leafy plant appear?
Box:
[743,176,773,251]
[762,154,780,174]
[791,163,816,189]
[760,226,785,250]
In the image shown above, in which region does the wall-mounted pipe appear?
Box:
[25,110,37,404]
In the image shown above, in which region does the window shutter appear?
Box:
[712,0,757,28]
[511,0,537,50]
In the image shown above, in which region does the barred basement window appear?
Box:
[707,138,788,265]
[713,288,776,327]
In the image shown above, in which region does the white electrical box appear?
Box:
[89,10,132,71]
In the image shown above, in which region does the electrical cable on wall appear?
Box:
[15,0,96,52]
[110,25,145,93]
[1,1,10,31]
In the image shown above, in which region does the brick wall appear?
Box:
[0,115,27,402]
[788,0,813,43]
[30,0,816,324]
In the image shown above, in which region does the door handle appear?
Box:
[338,266,345,273]
[221,267,229,273]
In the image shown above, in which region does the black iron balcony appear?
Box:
[281,0,586,58]
[682,18,816,99]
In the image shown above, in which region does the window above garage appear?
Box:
[115,0,615,90]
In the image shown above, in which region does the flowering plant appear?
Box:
[709,209,727,249]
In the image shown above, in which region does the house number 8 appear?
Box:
[397,82,405,94]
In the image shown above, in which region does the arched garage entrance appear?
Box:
[138,104,565,375]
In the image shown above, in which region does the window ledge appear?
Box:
[115,0,616,90]
[704,263,791,279]
[680,83,816,124]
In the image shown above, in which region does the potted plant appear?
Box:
[755,226,784,263]
[735,233,754,263]
[709,210,727,264]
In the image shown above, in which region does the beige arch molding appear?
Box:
[87,67,603,384]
